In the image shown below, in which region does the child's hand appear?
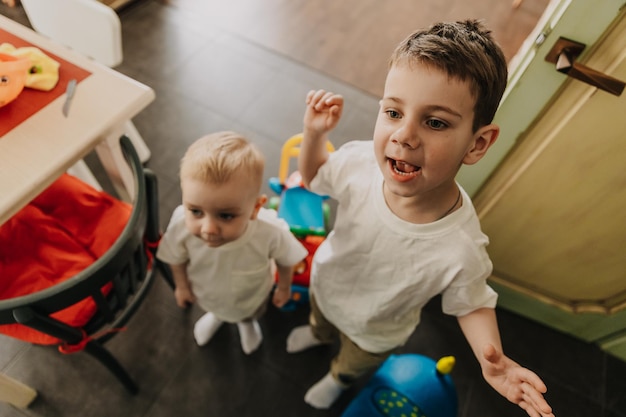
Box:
[304,89,343,135]
[174,287,196,309]
[481,344,555,417]
[272,286,292,308]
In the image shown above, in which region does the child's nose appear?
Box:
[201,217,219,235]
[391,123,419,150]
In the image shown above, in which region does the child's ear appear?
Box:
[463,124,500,165]
[250,194,268,220]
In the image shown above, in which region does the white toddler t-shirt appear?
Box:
[157,206,307,322]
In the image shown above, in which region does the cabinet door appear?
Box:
[472,6,626,358]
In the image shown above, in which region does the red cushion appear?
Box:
[0,174,131,345]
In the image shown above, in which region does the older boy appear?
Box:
[287,20,554,417]
[157,131,307,354]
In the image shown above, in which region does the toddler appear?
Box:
[157,131,307,354]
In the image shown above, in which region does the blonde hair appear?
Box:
[180,131,265,190]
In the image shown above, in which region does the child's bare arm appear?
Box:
[457,308,555,417]
[169,262,196,308]
[299,89,343,188]
[272,263,294,308]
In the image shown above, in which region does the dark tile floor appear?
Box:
[2,1,626,417]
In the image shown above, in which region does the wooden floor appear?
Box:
[168,0,550,96]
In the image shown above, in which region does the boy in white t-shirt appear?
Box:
[157,131,307,354]
[287,20,555,416]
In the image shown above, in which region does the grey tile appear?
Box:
[237,72,316,143]
[605,353,626,416]
[0,402,29,417]
[118,1,219,80]
[159,38,278,122]
[0,335,28,369]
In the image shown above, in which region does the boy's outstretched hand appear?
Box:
[304,89,344,135]
[482,344,555,417]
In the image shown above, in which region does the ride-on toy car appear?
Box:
[268,134,334,310]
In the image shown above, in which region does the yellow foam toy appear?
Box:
[0,43,60,91]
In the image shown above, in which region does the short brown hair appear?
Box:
[180,131,265,190]
[389,19,508,132]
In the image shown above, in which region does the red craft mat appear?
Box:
[0,28,92,137]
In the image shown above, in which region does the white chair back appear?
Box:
[21,0,123,67]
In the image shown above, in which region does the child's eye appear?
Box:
[189,208,203,217]
[218,213,235,221]
[385,109,401,119]
[426,119,448,130]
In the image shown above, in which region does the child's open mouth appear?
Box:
[389,158,421,179]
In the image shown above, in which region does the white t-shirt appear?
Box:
[309,140,498,353]
[156,206,307,322]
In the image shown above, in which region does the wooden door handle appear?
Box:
[545,37,625,96]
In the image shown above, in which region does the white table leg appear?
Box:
[66,159,103,190]
[93,119,151,202]
[94,124,135,202]
[0,373,37,409]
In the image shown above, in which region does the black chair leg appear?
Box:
[157,260,176,290]
[84,341,138,394]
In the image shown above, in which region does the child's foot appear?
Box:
[304,372,346,409]
[286,325,327,353]
[237,320,262,354]
[193,312,223,346]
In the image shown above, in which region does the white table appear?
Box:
[0,14,154,405]
[0,14,155,225]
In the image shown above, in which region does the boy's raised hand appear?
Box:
[482,344,555,417]
[304,89,344,134]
